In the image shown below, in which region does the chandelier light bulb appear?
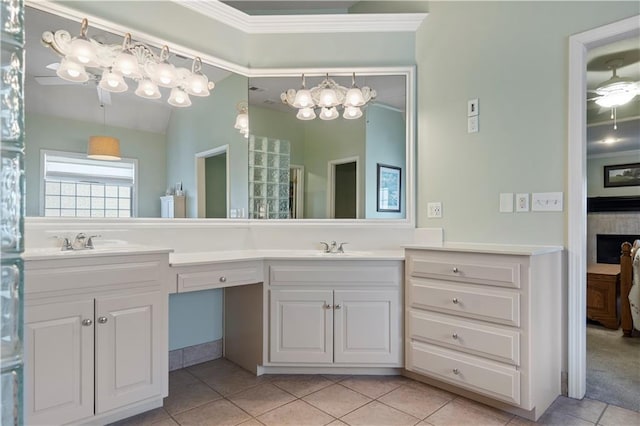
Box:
[344,87,365,107]
[114,51,141,78]
[185,73,210,97]
[293,89,313,108]
[99,70,128,93]
[319,107,339,120]
[343,106,363,120]
[56,57,89,83]
[135,79,161,99]
[319,88,339,108]
[153,61,178,88]
[168,87,192,107]
[69,37,97,67]
[296,107,316,120]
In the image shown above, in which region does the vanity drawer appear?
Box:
[407,254,521,289]
[409,310,520,365]
[408,341,520,405]
[177,261,262,292]
[269,264,401,287]
[409,278,520,326]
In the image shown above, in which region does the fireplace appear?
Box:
[596,234,640,264]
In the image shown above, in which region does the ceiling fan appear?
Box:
[587,59,640,129]
[34,62,112,105]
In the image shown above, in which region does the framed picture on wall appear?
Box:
[377,164,401,212]
[603,162,640,188]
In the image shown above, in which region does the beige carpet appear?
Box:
[586,323,640,412]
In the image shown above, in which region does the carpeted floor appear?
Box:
[586,323,640,412]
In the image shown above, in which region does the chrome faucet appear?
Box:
[72,233,87,250]
[319,241,348,254]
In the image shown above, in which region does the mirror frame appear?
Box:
[25,1,416,228]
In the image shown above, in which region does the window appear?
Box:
[41,150,137,218]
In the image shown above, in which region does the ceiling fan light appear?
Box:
[293,89,313,108]
[319,106,339,121]
[595,91,636,108]
[99,70,128,93]
[318,88,339,108]
[113,51,141,79]
[185,73,210,96]
[134,79,161,99]
[56,57,89,83]
[344,87,365,107]
[168,87,192,107]
[296,107,316,120]
[343,106,363,120]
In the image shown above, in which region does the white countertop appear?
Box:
[403,242,563,256]
[169,249,405,266]
[23,245,174,261]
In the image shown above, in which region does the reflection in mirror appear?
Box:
[248,73,408,219]
[24,6,248,218]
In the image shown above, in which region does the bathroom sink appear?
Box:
[312,251,373,257]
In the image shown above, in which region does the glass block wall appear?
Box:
[1,0,25,424]
[248,136,290,219]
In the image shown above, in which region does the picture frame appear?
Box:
[377,164,401,212]
[603,162,640,188]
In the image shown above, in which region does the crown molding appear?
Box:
[174,0,428,34]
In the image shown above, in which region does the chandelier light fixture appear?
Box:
[234,101,249,138]
[42,18,214,108]
[591,60,640,130]
[281,73,376,121]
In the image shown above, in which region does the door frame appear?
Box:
[327,156,360,219]
[290,164,305,219]
[195,145,229,218]
[567,15,639,399]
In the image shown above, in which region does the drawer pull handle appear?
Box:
[219,276,227,283]
[453,368,460,375]
[334,304,341,310]
[97,316,108,324]
[452,267,459,273]
[452,333,458,340]
[452,297,459,304]
[82,319,93,327]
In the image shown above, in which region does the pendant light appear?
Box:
[88,104,121,160]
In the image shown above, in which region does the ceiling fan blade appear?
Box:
[96,86,112,106]
[33,76,84,86]
[45,62,60,71]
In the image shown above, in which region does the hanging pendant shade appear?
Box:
[87,135,121,160]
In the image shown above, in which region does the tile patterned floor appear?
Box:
[112,358,640,426]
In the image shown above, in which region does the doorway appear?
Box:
[195,146,229,218]
[327,157,359,219]
[567,15,639,400]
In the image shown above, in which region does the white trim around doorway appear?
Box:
[195,145,230,219]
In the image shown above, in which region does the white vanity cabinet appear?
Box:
[404,246,561,421]
[24,251,170,425]
[267,260,403,367]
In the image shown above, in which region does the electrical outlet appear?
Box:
[467,116,479,133]
[516,193,529,212]
[427,202,442,218]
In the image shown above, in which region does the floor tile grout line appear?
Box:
[594,403,608,425]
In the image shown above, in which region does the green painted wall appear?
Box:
[365,105,406,219]
[587,152,640,197]
[165,73,248,218]
[414,1,640,244]
[24,113,167,217]
[205,153,227,218]
[169,290,222,351]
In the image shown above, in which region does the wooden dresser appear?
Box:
[586,263,620,329]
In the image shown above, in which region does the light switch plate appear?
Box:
[499,193,513,213]
[427,202,442,218]
[532,192,563,211]
[516,193,529,212]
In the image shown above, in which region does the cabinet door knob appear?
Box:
[325,304,333,309]
[452,333,458,340]
[452,267,459,273]
[453,368,460,375]
[219,276,227,283]
[334,304,341,309]
[452,297,459,304]
[82,319,93,326]
[97,316,108,324]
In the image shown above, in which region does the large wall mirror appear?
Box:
[24,5,415,223]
